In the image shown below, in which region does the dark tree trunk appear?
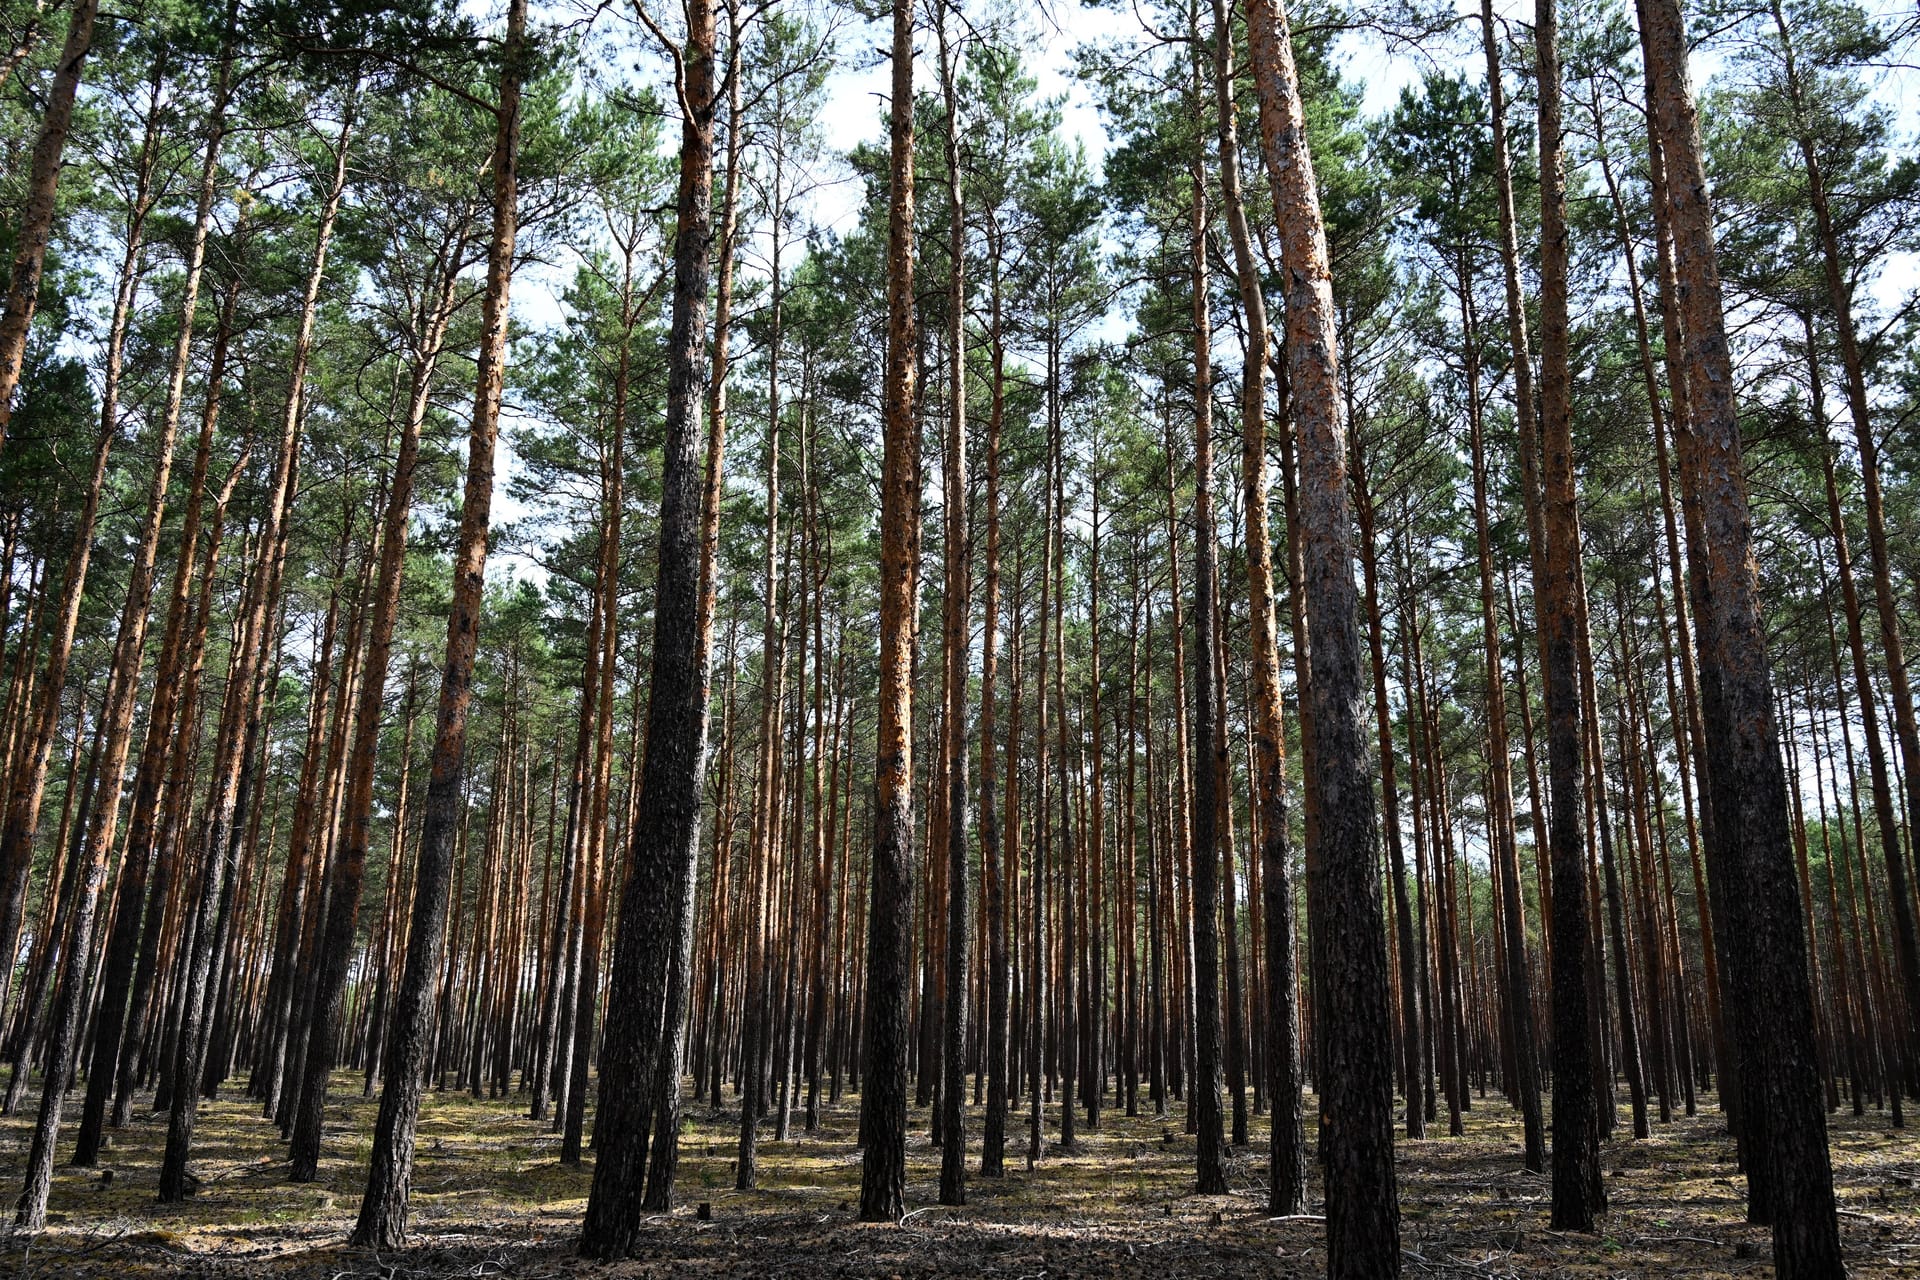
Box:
[1534,0,1607,1231]
[936,0,970,1209]
[576,0,719,1251]
[1637,0,1841,1268]
[978,209,1010,1180]
[1183,32,1227,1195]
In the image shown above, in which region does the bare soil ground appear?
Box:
[0,1075,1915,1276]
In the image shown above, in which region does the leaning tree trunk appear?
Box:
[0,0,98,457]
[351,4,525,1244]
[1207,0,1303,1211]
[575,0,718,1254]
[634,10,748,1213]
[1243,0,1400,1269]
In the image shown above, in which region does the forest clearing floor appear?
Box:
[0,1073,1915,1277]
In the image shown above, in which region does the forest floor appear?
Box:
[0,1073,1915,1277]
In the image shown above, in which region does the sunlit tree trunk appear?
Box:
[1206,0,1302,1206]
[849,0,919,1222]
[1244,0,1399,1264]
[0,0,99,457]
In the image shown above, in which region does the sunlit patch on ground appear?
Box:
[0,1072,1914,1276]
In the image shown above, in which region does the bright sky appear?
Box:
[496,0,1422,579]
[491,0,1920,585]
[801,0,1425,237]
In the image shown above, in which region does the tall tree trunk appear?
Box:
[561,400,621,1164]
[1645,95,1738,1134]
[349,9,525,1238]
[735,331,785,1188]
[576,0,719,1250]
[1354,444,1424,1142]
[1591,90,1726,1122]
[1533,0,1607,1230]
[1243,0,1400,1266]
[1183,25,1227,1195]
[1050,321,1076,1154]
[854,0,919,1224]
[936,0,970,1208]
[1206,0,1303,1208]
[978,205,1010,1179]
[801,403,831,1133]
[1467,324,1545,1172]
[636,0,747,1214]
[1637,0,1841,1268]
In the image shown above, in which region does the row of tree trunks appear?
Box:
[67,44,237,1169]
[0,4,1875,1274]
